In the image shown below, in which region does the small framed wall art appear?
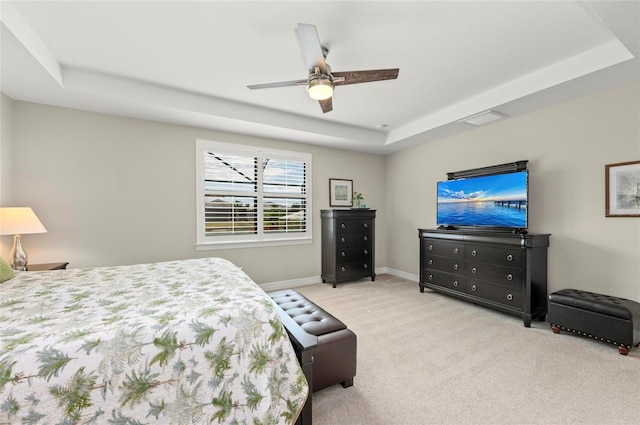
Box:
[605,160,640,217]
[329,178,353,207]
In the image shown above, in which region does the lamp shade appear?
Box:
[0,207,47,235]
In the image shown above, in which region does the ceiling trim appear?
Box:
[1,1,63,86]
[387,38,633,145]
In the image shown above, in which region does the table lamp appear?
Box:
[0,207,47,270]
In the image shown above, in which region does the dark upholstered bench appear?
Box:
[548,289,640,355]
[268,290,357,391]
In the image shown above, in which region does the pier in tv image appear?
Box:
[437,171,528,228]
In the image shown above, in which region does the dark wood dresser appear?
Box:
[419,229,549,327]
[321,209,376,287]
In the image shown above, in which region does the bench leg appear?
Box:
[618,346,630,356]
[340,377,353,388]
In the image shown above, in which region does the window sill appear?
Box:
[195,237,312,251]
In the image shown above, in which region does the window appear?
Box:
[196,139,312,249]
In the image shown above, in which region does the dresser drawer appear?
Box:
[337,233,371,250]
[336,220,372,235]
[467,281,522,308]
[336,261,372,279]
[467,244,521,267]
[424,255,464,274]
[466,261,522,288]
[423,269,465,292]
[336,241,371,262]
[423,239,464,258]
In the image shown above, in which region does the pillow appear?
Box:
[0,257,16,283]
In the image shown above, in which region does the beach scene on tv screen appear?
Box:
[437,172,527,228]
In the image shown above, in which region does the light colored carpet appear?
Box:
[295,274,639,425]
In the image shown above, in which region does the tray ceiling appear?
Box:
[1,1,638,154]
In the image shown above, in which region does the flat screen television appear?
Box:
[437,170,528,229]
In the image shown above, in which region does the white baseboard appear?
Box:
[259,276,323,292]
[379,267,419,282]
[258,267,419,292]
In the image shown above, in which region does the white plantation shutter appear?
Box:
[196,140,312,248]
[263,158,307,234]
[203,153,258,236]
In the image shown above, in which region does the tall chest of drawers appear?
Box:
[322,209,376,287]
[418,229,550,327]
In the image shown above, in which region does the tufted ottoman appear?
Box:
[268,289,357,392]
[548,289,640,355]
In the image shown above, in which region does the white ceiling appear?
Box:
[1,1,638,154]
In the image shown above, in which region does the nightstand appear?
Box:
[27,262,69,271]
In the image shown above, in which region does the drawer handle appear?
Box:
[506,293,513,301]
[453,248,459,254]
[428,274,433,280]
[341,266,346,272]
[507,274,513,281]
[428,244,433,251]
[364,264,368,269]
[471,284,477,291]
[341,252,346,257]
[341,237,346,242]
[471,250,477,256]
[428,259,433,265]
[341,223,346,228]
[506,254,513,261]
[471,267,477,274]
[364,223,368,228]
[453,280,459,287]
[453,264,459,271]
[364,250,368,255]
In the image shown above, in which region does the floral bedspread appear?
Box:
[0,257,307,424]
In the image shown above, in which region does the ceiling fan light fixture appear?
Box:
[307,77,334,100]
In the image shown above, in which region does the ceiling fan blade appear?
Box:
[247,24,398,114]
[247,79,307,90]
[319,97,333,113]
[295,23,328,74]
[332,69,399,86]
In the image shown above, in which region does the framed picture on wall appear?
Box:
[605,160,640,217]
[329,178,353,207]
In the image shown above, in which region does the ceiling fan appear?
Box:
[247,23,399,113]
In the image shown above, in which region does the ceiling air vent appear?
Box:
[459,110,506,126]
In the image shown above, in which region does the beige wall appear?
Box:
[385,82,640,302]
[0,98,386,284]
[1,94,14,205]
[0,95,14,254]
[2,82,639,299]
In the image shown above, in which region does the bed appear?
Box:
[0,257,308,424]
